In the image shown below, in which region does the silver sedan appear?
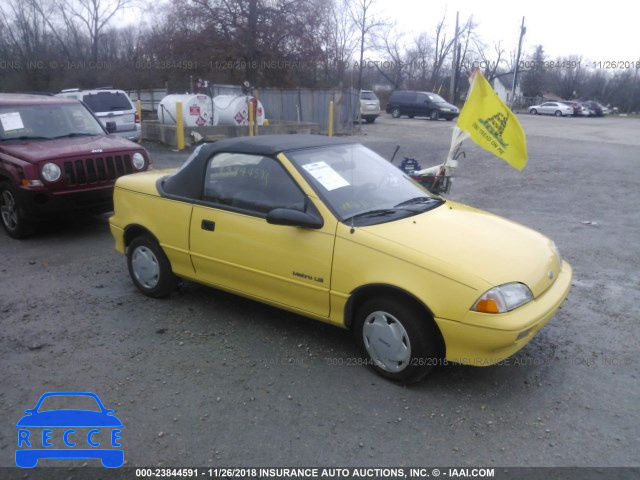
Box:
[528,102,574,117]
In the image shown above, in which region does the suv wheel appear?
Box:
[0,181,36,239]
[429,110,440,121]
[391,108,401,118]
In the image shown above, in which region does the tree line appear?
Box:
[0,0,638,112]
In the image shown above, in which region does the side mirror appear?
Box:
[105,121,117,133]
[267,208,323,229]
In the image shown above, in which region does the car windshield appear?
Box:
[427,93,447,103]
[0,103,105,141]
[361,91,377,100]
[287,144,443,226]
[37,395,102,412]
[82,92,132,112]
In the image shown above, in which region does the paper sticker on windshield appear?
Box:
[302,161,349,191]
[0,112,25,132]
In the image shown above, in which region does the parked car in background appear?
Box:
[528,102,574,117]
[359,90,380,123]
[56,88,141,141]
[558,101,582,117]
[582,100,605,117]
[579,103,594,116]
[386,91,459,121]
[0,94,151,238]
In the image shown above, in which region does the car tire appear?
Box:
[530,109,538,115]
[127,234,179,298]
[365,117,376,124]
[429,110,440,121]
[391,108,401,119]
[0,181,36,239]
[554,110,562,117]
[353,297,442,384]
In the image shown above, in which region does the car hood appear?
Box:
[357,200,561,297]
[0,135,143,163]
[16,410,123,427]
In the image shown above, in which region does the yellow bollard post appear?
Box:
[248,100,255,137]
[175,102,185,150]
[136,99,142,144]
[328,100,334,137]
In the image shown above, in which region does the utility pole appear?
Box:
[449,11,459,104]
[510,16,526,108]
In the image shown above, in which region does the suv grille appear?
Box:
[64,154,133,186]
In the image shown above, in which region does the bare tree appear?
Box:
[348,0,384,91]
[320,0,358,85]
[60,0,138,63]
[404,32,433,89]
[471,39,506,82]
[547,55,585,99]
[372,23,407,89]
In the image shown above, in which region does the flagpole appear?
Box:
[510,17,526,108]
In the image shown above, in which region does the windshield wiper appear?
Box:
[394,196,442,207]
[1,135,51,142]
[344,209,399,222]
[51,132,96,139]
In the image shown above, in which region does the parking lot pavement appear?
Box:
[1,114,639,475]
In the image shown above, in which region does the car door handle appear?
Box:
[201,219,215,231]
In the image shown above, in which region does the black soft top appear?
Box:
[160,134,355,200]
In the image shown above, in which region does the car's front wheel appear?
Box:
[554,110,562,117]
[127,234,179,298]
[429,110,440,121]
[0,181,36,239]
[353,297,442,384]
[391,108,401,118]
[530,108,538,115]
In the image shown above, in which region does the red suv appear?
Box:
[0,94,151,238]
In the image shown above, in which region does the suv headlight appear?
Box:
[472,282,533,313]
[41,162,61,182]
[132,152,146,170]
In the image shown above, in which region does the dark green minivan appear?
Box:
[385,91,459,121]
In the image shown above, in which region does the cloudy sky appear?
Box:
[379,0,639,66]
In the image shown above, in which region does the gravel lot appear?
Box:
[1,114,639,478]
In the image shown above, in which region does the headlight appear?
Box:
[472,282,533,313]
[132,152,146,170]
[41,163,61,182]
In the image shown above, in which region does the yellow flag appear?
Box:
[456,69,528,170]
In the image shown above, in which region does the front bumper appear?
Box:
[436,260,572,365]
[16,184,115,220]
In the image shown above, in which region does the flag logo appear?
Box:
[455,69,527,170]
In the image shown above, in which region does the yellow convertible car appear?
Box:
[109,135,572,384]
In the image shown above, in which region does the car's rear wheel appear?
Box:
[530,108,538,115]
[391,108,401,118]
[127,234,178,298]
[429,110,440,121]
[353,297,442,384]
[0,181,36,239]
[554,110,562,117]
